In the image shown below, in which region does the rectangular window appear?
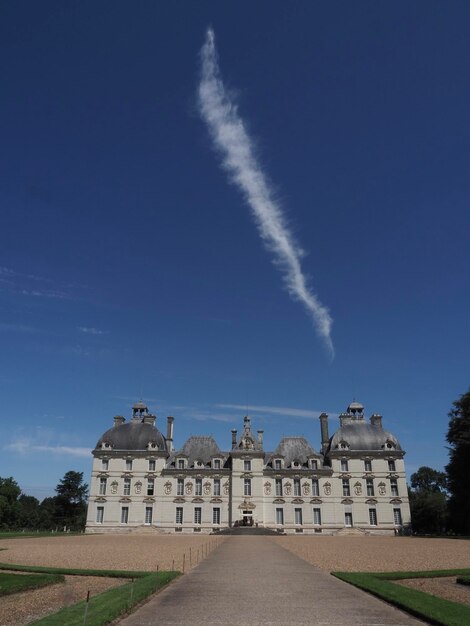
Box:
[178,459,185,469]
[96,506,104,524]
[102,459,109,470]
[121,507,129,524]
[99,477,107,495]
[312,479,319,497]
[213,478,220,496]
[390,479,399,496]
[294,479,301,496]
[344,512,353,527]
[366,479,374,497]
[194,507,202,524]
[213,459,221,469]
[313,507,322,525]
[244,460,251,471]
[369,508,377,526]
[147,479,154,496]
[195,478,202,496]
[244,478,251,496]
[274,459,282,470]
[126,459,132,471]
[341,459,348,472]
[342,479,350,497]
[364,459,372,472]
[311,460,318,470]
[276,508,284,525]
[123,478,131,496]
[212,507,220,525]
[148,459,156,471]
[176,507,183,525]
[294,508,303,525]
[275,478,283,496]
[393,508,402,525]
[388,460,396,472]
[177,478,184,496]
[145,506,153,525]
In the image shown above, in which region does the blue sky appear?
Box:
[1,2,469,500]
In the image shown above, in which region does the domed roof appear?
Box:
[329,420,402,452]
[95,421,167,452]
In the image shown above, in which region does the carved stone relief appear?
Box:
[302,482,310,496]
[185,481,193,495]
[164,481,172,495]
[323,481,332,496]
[203,481,211,495]
[264,481,272,495]
[135,481,142,495]
[284,481,292,496]
[223,481,230,495]
[378,482,386,496]
[354,482,362,496]
[110,481,118,495]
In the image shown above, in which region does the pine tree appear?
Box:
[446,389,470,534]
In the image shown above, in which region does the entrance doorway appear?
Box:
[241,510,253,526]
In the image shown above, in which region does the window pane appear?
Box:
[212,507,220,524]
[294,479,301,496]
[393,508,402,525]
[124,478,131,495]
[366,479,374,496]
[178,459,185,469]
[194,507,202,524]
[294,508,303,525]
[149,460,156,471]
[311,460,318,470]
[126,460,132,471]
[176,507,183,524]
[213,479,220,496]
[275,479,283,496]
[99,478,107,495]
[102,459,109,470]
[342,479,350,497]
[145,506,153,524]
[121,507,129,524]
[274,460,281,470]
[341,459,348,471]
[244,479,251,496]
[369,508,377,525]
[312,479,319,496]
[276,508,284,525]
[313,507,321,525]
[147,479,154,496]
[213,459,220,469]
[195,479,202,496]
[244,460,251,471]
[177,478,184,495]
[390,479,399,496]
[345,512,353,527]
[364,460,372,472]
[388,460,396,472]
[96,506,104,523]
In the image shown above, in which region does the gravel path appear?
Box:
[396,576,470,606]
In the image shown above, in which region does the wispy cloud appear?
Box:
[197,29,334,357]
[79,326,107,335]
[5,440,90,457]
[0,323,39,333]
[216,403,337,419]
[0,266,84,301]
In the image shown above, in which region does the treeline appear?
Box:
[408,387,470,535]
[0,471,88,532]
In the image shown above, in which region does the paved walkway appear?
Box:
[119,536,424,626]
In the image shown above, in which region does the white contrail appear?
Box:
[197,29,334,357]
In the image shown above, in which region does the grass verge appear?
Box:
[332,568,470,626]
[0,563,180,626]
[0,532,83,540]
[0,571,64,596]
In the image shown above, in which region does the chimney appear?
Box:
[113,415,125,427]
[319,413,329,448]
[143,414,156,425]
[257,429,264,447]
[370,414,383,428]
[231,429,237,449]
[166,416,174,451]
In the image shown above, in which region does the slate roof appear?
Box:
[268,436,319,467]
[328,420,402,452]
[169,435,226,467]
[95,421,167,451]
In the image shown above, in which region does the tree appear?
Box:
[0,476,22,529]
[446,388,470,534]
[17,495,40,529]
[409,466,448,534]
[54,471,88,531]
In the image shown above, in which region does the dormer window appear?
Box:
[102,459,109,470]
[244,460,251,472]
[194,460,204,469]
[148,442,157,450]
[341,459,349,472]
[177,459,185,469]
[125,459,133,471]
[292,460,301,469]
[101,442,111,449]
[384,440,396,450]
[310,460,318,470]
[274,459,282,470]
[213,459,221,470]
[364,459,372,472]
[339,440,349,450]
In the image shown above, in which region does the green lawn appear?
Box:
[0,531,83,540]
[333,568,470,626]
[0,562,180,626]
[0,571,64,596]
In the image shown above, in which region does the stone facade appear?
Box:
[86,401,411,534]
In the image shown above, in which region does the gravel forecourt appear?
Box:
[1,534,470,624]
